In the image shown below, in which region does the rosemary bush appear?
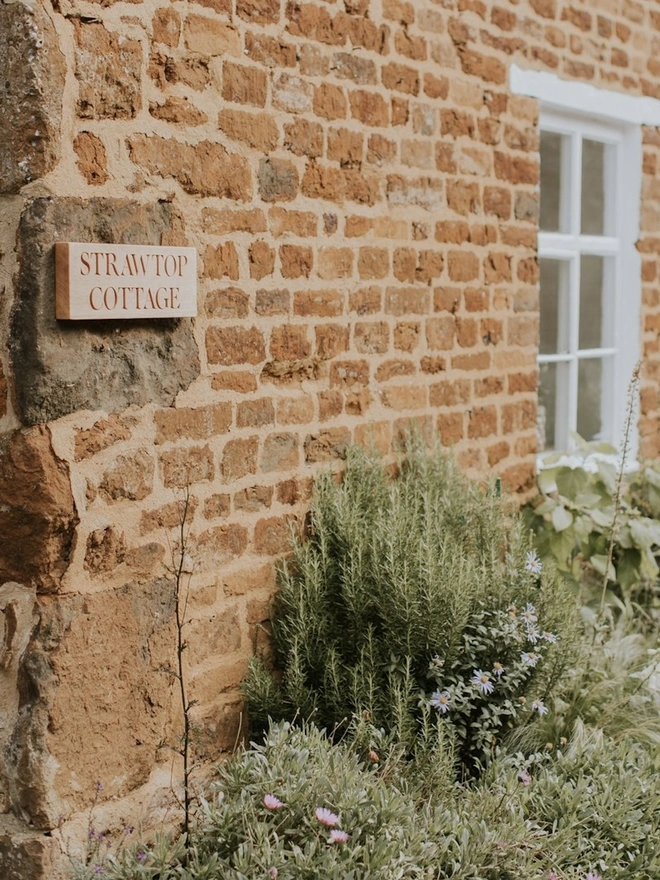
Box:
[245,439,579,773]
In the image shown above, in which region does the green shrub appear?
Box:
[244,439,579,774]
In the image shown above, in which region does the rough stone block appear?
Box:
[10,198,200,426]
[0,2,66,192]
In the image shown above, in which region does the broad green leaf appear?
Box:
[591,553,616,581]
[590,508,614,529]
[537,467,559,495]
[556,466,588,500]
[551,505,574,532]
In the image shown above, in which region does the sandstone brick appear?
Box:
[246,32,297,67]
[386,175,443,210]
[237,0,281,24]
[435,220,470,244]
[223,61,267,106]
[284,118,323,158]
[75,415,131,461]
[350,90,389,126]
[314,82,347,120]
[261,432,300,471]
[330,359,369,387]
[204,242,240,280]
[393,321,420,352]
[484,252,512,284]
[332,51,377,84]
[327,128,364,166]
[140,498,198,534]
[204,493,231,519]
[354,321,389,354]
[318,390,343,420]
[434,287,461,313]
[382,385,426,410]
[270,325,311,360]
[385,287,430,315]
[155,404,232,443]
[375,359,414,381]
[99,449,154,501]
[153,7,181,47]
[494,151,539,185]
[426,315,456,350]
[212,370,258,394]
[294,289,344,317]
[302,161,346,202]
[86,527,126,577]
[279,245,313,278]
[316,324,350,358]
[206,326,266,366]
[318,247,354,279]
[273,73,313,112]
[73,132,108,185]
[358,247,390,280]
[74,22,141,119]
[237,398,275,428]
[234,485,274,513]
[304,428,351,461]
[452,350,491,370]
[277,476,313,505]
[250,241,276,280]
[447,179,480,215]
[219,108,279,151]
[391,96,409,126]
[367,133,397,165]
[258,157,299,202]
[394,28,426,60]
[502,400,537,433]
[160,445,214,488]
[222,436,259,481]
[204,287,248,319]
[436,411,464,445]
[149,96,208,127]
[448,250,480,282]
[129,136,251,199]
[203,207,267,236]
[196,525,248,569]
[382,62,420,95]
[401,139,435,169]
[429,378,470,407]
[508,371,538,394]
[148,51,211,91]
[262,357,322,385]
[185,15,240,55]
[484,186,511,219]
[269,207,318,237]
[277,395,315,425]
[254,514,296,555]
[468,405,498,439]
[507,315,539,347]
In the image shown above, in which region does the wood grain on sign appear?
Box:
[55,242,198,320]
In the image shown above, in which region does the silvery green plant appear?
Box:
[244,436,579,777]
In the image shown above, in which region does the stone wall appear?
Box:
[1,0,660,876]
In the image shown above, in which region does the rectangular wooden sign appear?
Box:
[55,242,197,320]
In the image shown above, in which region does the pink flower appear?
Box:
[263,794,283,810]
[315,806,339,827]
[517,769,531,786]
[268,869,278,879]
[585,874,602,880]
[548,873,559,880]
[329,829,349,843]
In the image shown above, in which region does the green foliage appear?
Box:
[244,439,579,774]
[524,442,660,608]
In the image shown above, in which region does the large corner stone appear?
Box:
[0,2,66,193]
[0,815,60,880]
[0,427,78,593]
[10,198,200,425]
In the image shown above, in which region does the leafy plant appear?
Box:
[244,438,579,775]
[525,440,660,607]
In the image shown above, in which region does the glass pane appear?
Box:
[538,362,557,452]
[577,358,602,442]
[581,139,606,235]
[579,255,606,350]
[540,131,565,232]
[540,258,569,355]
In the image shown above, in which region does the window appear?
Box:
[509,65,655,460]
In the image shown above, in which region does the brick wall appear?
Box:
[1,0,660,874]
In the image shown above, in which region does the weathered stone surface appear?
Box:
[0,815,59,880]
[0,427,78,594]
[73,132,109,185]
[73,21,142,119]
[4,579,178,829]
[10,198,200,425]
[0,2,66,192]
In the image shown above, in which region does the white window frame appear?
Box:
[509,65,660,461]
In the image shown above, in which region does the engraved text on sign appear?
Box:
[55,242,197,320]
